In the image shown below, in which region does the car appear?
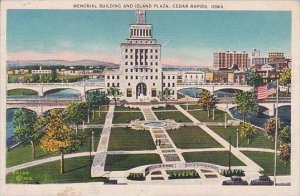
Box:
[250,176,274,186]
[222,176,248,185]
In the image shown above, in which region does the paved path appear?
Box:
[141,107,185,163]
[6,152,96,174]
[175,105,262,173]
[91,105,115,177]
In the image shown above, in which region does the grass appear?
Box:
[113,112,144,124]
[208,126,275,149]
[108,127,156,151]
[242,151,290,176]
[7,128,101,168]
[154,111,192,123]
[180,104,202,110]
[57,75,83,82]
[153,105,177,111]
[182,151,246,166]
[167,126,223,149]
[6,156,108,184]
[188,109,232,122]
[87,111,107,124]
[105,154,162,171]
[115,106,140,111]
[7,88,38,96]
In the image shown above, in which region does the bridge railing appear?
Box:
[177,82,250,86]
[7,82,105,87]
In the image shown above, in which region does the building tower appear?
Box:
[119,10,162,102]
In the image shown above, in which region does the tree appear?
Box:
[246,70,263,88]
[64,102,88,134]
[279,68,291,95]
[107,86,121,106]
[240,123,257,144]
[13,109,40,160]
[49,70,58,82]
[40,110,81,174]
[198,90,217,118]
[279,126,291,144]
[279,143,291,165]
[159,87,172,106]
[87,90,109,118]
[263,118,281,141]
[31,74,40,83]
[234,91,259,123]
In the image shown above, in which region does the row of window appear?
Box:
[107,83,119,87]
[163,83,176,87]
[125,68,159,73]
[125,75,159,80]
[124,61,159,66]
[106,75,120,80]
[127,83,156,87]
[125,55,159,59]
[163,75,176,80]
[126,88,157,97]
[125,49,158,53]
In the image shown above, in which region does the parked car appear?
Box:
[222,176,248,185]
[250,176,274,186]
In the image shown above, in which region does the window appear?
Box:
[136,76,138,79]
[131,55,133,59]
[128,83,130,86]
[155,49,158,53]
[168,76,170,79]
[126,76,128,79]
[155,76,158,79]
[127,88,132,97]
[155,56,158,59]
[125,55,128,59]
[125,62,128,65]
[151,76,153,79]
[117,83,119,87]
[151,69,153,72]
[117,76,119,79]
[173,76,175,79]
[125,69,128,72]
[146,76,148,79]
[168,83,170,87]
[163,76,166,79]
[112,83,115,87]
[172,83,175,87]
[130,49,133,52]
[153,83,155,86]
[155,69,158,72]
[112,76,115,79]
[131,69,133,72]
[151,89,157,97]
[163,83,165,87]
[131,76,133,79]
[130,62,133,65]
[125,49,128,52]
[107,83,110,87]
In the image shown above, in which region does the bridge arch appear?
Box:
[7,88,39,96]
[6,107,38,117]
[43,88,82,98]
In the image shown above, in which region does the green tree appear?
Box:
[234,91,259,123]
[31,74,40,83]
[279,68,291,95]
[240,123,257,144]
[198,90,217,118]
[263,118,281,141]
[107,86,121,106]
[279,143,291,165]
[13,109,40,160]
[246,70,263,87]
[64,102,88,134]
[40,110,81,174]
[87,90,109,118]
[158,87,172,106]
[279,126,291,144]
[49,70,58,82]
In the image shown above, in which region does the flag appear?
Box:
[257,81,277,100]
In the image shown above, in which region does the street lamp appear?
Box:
[236,127,239,148]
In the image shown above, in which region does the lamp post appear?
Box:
[224,113,227,128]
[92,130,95,152]
[212,108,215,121]
[236,127,239,148]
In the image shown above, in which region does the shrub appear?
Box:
[220,169,245,177]
[127,173,145,181]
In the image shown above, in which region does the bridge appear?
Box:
[6,98,81,115]
[7,81,105,97]
[177,82,253,92]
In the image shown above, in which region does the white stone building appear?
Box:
[104,10,177,102]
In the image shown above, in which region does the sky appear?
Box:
[7,10,291,66]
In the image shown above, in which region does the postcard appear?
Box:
[0,0,299,195]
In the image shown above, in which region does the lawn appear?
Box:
[113,112,144,124]
[154,111,192,123]
[167,126,223,149]
[87,111,107,124]
[188,109,232,122]
[6,156,108,184]
[7,128,101,168]
[7,88,38,96]
[108,127,156,151]
[180,104,202,110]
[242,151,290,176]
[78,128,102,152]
[57,75,83,82]
[115,106,140,111]
[153,105,177,111]
[209,126,275,149]
[105,154,162,171]
[182,151,246,166]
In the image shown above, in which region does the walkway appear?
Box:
[91,105,115,177]
[6,152,96,174]
[175,105,262,173]
[141,107,185,163]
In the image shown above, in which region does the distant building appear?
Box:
[31,66,52,74]
[213,51,248,70]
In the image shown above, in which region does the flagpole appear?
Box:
[273,79,279,186]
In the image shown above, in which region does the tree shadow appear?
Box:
[65,164,90,173]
